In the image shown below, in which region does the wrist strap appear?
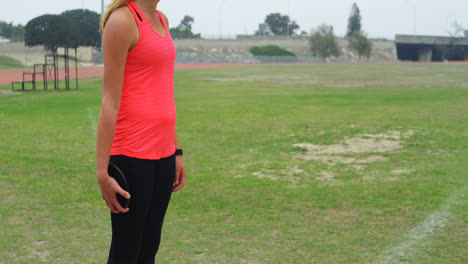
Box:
[175,149,183,156]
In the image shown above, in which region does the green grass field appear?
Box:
[1,63,467,263]
[0,55,24,69]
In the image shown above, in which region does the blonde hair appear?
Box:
[99,0,130,33]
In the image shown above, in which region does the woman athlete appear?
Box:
[96,0,186,263]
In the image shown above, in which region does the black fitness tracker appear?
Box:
[175,149,183,156]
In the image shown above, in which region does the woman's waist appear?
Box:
[117,107,176,124]
[111,134,176,160]
[114,114,176,147]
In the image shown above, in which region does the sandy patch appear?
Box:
[250,168,303,186]
[296,154,388,166]
[293,130,414,166]
[392,168,416,175]
[29,241,50,262]
[204,74,322,85]
[316,171,336,181]
[236,130,416,187]
[350,165,366,171]
[252,171,280,181]
[238,165,305,187]
[1,89,21,95]
[294,137,401,155]
[289,166,304,175]
[293,130,416,183]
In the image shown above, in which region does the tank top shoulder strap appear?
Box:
[155,10,169,31]
[126,1,143,25]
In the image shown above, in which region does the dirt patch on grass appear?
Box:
[297,154,389,166]
[1,89,21,95]
[316,171,337,182]
[251,171,280,181]
[293,130,416,184]
[250,167,303,187]
[392,168,416,175]
[350,165,366,171]
[204,74,322,85]
[235,130,416,187]
[29,241,50,262]
[293,130,414,165]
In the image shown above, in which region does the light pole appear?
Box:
[219,0,227,39]
[404,0,416,34]
[287,0,291,38]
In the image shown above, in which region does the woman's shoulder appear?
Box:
[106,6,136,30]
[103,6,139,48]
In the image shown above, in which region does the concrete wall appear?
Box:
[174,38,396,60]
[418,47,433,62]
[1,37,398,65]
[0,42,97,66]
[174,38,311,57]
[396,34,468,46]
[0,42,44,66]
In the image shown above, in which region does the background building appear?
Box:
[395,32,468,62]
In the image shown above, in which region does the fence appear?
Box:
[176,54,396,64]
[92,51,396,64]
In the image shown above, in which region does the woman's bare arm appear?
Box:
[173,132,186,192]
[96,7,138,213]
[162,12,187,192]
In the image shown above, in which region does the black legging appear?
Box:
[107,153,175,264]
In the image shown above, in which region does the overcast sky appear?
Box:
[2,0,468,39]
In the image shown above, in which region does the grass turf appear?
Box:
[0,63,467,263]
[0,55,24,69]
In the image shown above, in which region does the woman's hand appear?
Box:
[97,173,131,213]
[173,156,186,192]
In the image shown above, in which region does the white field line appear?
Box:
[87,107,97,137]
[375,183,468,263]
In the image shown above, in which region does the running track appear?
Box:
[2,61,467,86]
[0,64,246,85]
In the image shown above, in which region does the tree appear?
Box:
[346,3,361,38]
[169,15,201,39]
[447,20,465,38]
[441,20,466,60]
[0,21,25,41]
[60,9,101,47]
[9,25,25,42]
[25,15,72,50]
[24,9,101,50]
[264,13,299,36]
[178,16,194,32]
[348,31,372,58]
[309,24,341,59]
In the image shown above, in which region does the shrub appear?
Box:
[250,45,296,57]
[348,31,372,58]
[309,24,341,59]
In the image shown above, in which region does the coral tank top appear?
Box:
[110,0,177,160]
